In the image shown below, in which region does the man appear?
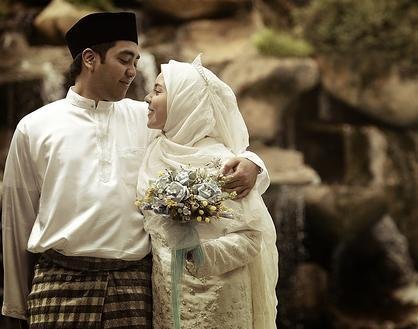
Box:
[2,12,269,328]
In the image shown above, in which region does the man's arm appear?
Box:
[222,151,270,199]
[2,128,39,320]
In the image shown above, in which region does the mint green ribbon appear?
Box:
[168,223,203,329]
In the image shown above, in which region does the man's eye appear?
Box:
[119,58,129,64]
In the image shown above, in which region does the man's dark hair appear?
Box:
[67,41,116,86]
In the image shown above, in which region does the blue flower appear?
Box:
[165,181,190,202]
[194,182,222,201]
[175,169,197,185]
[155,175,171,190]
[175,170,190,185]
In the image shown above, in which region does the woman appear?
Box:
[137,56,278,328]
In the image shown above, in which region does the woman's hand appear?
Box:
[222,157,260,199]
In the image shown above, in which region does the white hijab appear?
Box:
[137,55,250,192]
[137,56,278,328]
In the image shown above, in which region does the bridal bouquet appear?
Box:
[135,160,236,329]
[135,160,236,223]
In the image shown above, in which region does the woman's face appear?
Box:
[145,73,167,130]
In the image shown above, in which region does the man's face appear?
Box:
[91,40,140,101]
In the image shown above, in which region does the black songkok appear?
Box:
[65,12,138,59]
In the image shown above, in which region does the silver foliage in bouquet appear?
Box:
[136,159,236,223]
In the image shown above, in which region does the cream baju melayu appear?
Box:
[137,58,278,329]
[2,88,269,320]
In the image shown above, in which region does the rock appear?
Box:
[221,54,319,141]
[0,46,71,132]
[290,263,328,322]
[252,145,320,186]
[140,25,178,69]
[141,0,250,21]
[383,130,418,267]
[143,16,257,74]
[222,54,318,95]
[297,123,418,270]
[318,57,418,127]
[0,46,71,85]
[253,0,311,29]
[33,0,94,44]
[0,32,29,70]
[294,123,388,186]
[0,3,41,43]
[304,184,388,269]
[331,215,418,326]
[176,17,257,69]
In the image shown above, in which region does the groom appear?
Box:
[2,12,269,328]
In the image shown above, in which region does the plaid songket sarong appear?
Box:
[27,250,152,329]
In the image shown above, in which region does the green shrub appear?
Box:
[252,29,314,58]
[295,0,418,77]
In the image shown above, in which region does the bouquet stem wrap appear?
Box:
[165,222,204,329]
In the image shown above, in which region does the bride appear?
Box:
[136,56,278,329]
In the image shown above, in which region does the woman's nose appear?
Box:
[144,93,151,104]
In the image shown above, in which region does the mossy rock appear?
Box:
[296,0,418,78]
[252,29,314,58]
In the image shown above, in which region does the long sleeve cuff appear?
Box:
[239,150,270,194]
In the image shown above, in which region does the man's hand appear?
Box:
[222,157,260,199]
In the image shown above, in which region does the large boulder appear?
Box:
[304,184,388,269]
[142,16,256,73]
[253,0,311,29]
[176,17,256,69]
[252,145,320,186]
[0,45,71,132]
[318,57,418,128]
[221,54,319,142]
[141,0,250,21]
[296,122,418,269]
[0,32,29,70]
[331,215,418,327]
[34,0,94,44]
[293,123,388,186]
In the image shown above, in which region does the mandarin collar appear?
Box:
[66,87,115,111]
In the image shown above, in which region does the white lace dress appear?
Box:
[144,192,271,329]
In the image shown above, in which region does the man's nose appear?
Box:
[126,66,136,79]
[144,93,151,104]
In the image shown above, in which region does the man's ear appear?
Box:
[81,48,96,71]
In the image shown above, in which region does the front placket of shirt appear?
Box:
[93,104,113,183]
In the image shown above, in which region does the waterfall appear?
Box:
[274,185,306,329]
